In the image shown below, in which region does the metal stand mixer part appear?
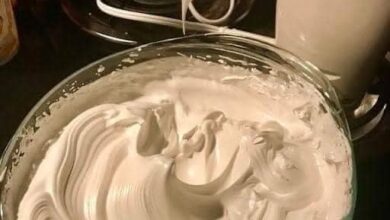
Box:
[134,0,178,6]
[349,94,387,140]
[349,54,390,140]
[60,0,187,45]
[60,0,255,44]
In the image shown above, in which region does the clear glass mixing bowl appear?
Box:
[0,34,356,219]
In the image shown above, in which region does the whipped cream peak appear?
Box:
[16,57,352,220]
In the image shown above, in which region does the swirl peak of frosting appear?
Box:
[17,58,352,220]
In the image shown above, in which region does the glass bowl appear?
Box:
[0,34,356,219]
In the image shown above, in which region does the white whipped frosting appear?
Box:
[17,57,352,220]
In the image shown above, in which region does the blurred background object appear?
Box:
[276,0,390,139]
[0,0,19,65]
[276,0,390,107]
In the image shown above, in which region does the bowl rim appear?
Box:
[0,33,356,219]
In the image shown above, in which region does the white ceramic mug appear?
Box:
[276,0,390,108]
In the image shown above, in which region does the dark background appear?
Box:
[0,0,389,219]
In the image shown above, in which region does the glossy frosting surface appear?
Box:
[17,57,352,220]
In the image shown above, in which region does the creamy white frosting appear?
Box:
[17,57,352,220]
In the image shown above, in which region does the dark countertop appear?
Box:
[1,1,389,219]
